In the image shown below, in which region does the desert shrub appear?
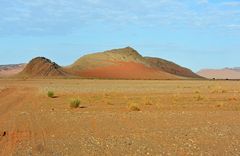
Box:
[47,91,54,98]
[70,99,81,108]
[128,103,140,111]
[211,89,227,94]
[195,95,204,101]
[221,90,227,93]
[195,90,200,94]
[228,97,237,101]
[145,101,153,105]
[216,103,224,108]
[144,96,153,105]
[107,102,114,105]
[211,86,227,94]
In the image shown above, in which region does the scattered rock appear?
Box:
[2,131,6,136]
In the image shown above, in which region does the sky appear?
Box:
[0,0,240,71]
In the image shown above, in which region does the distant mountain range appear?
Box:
[1,47,202,80]
[197,68,240,79]
[0,64,25,77]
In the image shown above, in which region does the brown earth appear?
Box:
[1,79,240,155]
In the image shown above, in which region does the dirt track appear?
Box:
[0,79,240,155]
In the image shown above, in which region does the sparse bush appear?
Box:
[221,90,227,93]
[216,102,224,108]
[228,97,237,101]
[195,95,204,101]
[211,89,217,93]
[195,90,200,94]
[107,102,114,105]
[70,99,81,108]
[211,86,227,94]
[211,89,227,94]
[104,93,110,97]
[144,97,153,105]
[47,91,54,98]
[128,103,140,111]
[145,101,153,105]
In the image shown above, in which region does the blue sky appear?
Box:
[0,0,240,71]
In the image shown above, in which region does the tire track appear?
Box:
[28,101,47,156]
[0,87,43,156]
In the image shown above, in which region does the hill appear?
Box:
[69,47,201,79]
[16,47,201,79]
[144,57,201,78]
[0,64,25,77]
[197,68,240,79]
[19,57,69,77]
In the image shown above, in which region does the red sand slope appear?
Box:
[77,61,178,79]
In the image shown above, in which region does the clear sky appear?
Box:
[0,0,240,71]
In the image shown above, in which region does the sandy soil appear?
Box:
[0,79,240,155]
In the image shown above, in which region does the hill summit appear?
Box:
[71,47,148,70]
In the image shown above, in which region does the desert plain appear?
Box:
[0,78,240,155]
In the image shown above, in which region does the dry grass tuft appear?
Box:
[216,103,224,108]
[107,102,114,105]
[221,90,227,93]
[195,95,204,101]
[211,86,227,94]
[145,101,153,105]
[128,103,141,111]
[144,97,153,105]
[228,97,237,101]
[47,91,55,98]
[195,90,200,94]
[70,99,81,108]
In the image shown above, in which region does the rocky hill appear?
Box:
[19,57,69,77]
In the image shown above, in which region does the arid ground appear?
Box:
[0,79,240,155]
